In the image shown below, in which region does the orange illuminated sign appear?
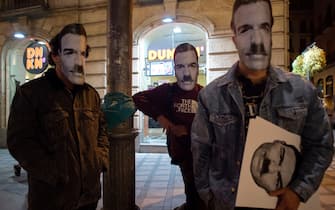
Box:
[148,46,203,61]
[23,42,49,74]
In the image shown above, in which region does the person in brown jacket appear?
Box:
[133,43,206,210]
[7,23,109,210]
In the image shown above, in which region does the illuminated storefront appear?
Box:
[1,37,49,129]
[134,23,207,146]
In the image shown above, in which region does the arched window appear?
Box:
[299,38,306,53]
[318,15,322,33]
[325,6,332,28]
[326,76,333,96]
[317,78,324,97]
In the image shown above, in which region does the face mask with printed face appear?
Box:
[174,50,199,91]
[233,1,272,71]
[59,33,87,85]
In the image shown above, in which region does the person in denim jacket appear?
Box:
[7,23,109,210]
[191,1,334,210]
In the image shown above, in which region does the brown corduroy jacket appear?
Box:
[7,69,109,210]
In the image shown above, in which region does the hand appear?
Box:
[170,124,188,137]
[157,115,188,137]
[269,187,300,210]
[157,115,173,131]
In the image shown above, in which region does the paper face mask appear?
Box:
[174,50,199,91]
[233,1,272,71]
[59,33,87,85]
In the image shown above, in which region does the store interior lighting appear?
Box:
[13,32,25,39]
[162,17,173,23]
[173,27,181,33]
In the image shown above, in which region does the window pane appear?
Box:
[326,76,333,96]
[136,0,163,5]
[317,79,324,97]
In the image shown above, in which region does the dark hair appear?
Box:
[173,43,198,63]
[230,0,274,32]
[48,23,90,65]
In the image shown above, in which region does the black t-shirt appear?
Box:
[237,75,266,128]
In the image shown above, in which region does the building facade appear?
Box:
[289,0,335,98]
[0,0,290,148]
[311,0,335,97]
[288,0,313,70]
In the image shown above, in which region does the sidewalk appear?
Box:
[0,149,185,210]
[0,149,334,210]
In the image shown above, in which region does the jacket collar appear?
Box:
[45,68,65,89]
[216,61,288,87]
[45,68,88,92]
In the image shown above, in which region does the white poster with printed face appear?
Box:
[235,116,321,210]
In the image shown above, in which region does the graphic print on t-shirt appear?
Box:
[173,99,198,114]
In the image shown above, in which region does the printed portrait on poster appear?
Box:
[235,116,321,210]
[250,140,301,193]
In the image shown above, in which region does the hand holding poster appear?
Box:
[235,116,321,210]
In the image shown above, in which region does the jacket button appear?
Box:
[236,161,240,166]
[231,187,236,193]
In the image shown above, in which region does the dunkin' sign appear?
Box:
[23,42,49,74]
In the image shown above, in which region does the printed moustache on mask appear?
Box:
[71,65,84,74]
[182,75,194,82]
[246,43,267,56]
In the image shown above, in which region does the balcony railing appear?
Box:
[0,0,48,11]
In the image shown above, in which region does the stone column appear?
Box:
[103,0,139,210]
[103,130,138,210]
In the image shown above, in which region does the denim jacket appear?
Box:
[191,62,334,210]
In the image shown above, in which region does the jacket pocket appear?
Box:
[42,110,70,185]
[209,113,240,147]
[80,110,99,139]
[42,110,69,152]
[276,106,307,134]
[209,113,238,127]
